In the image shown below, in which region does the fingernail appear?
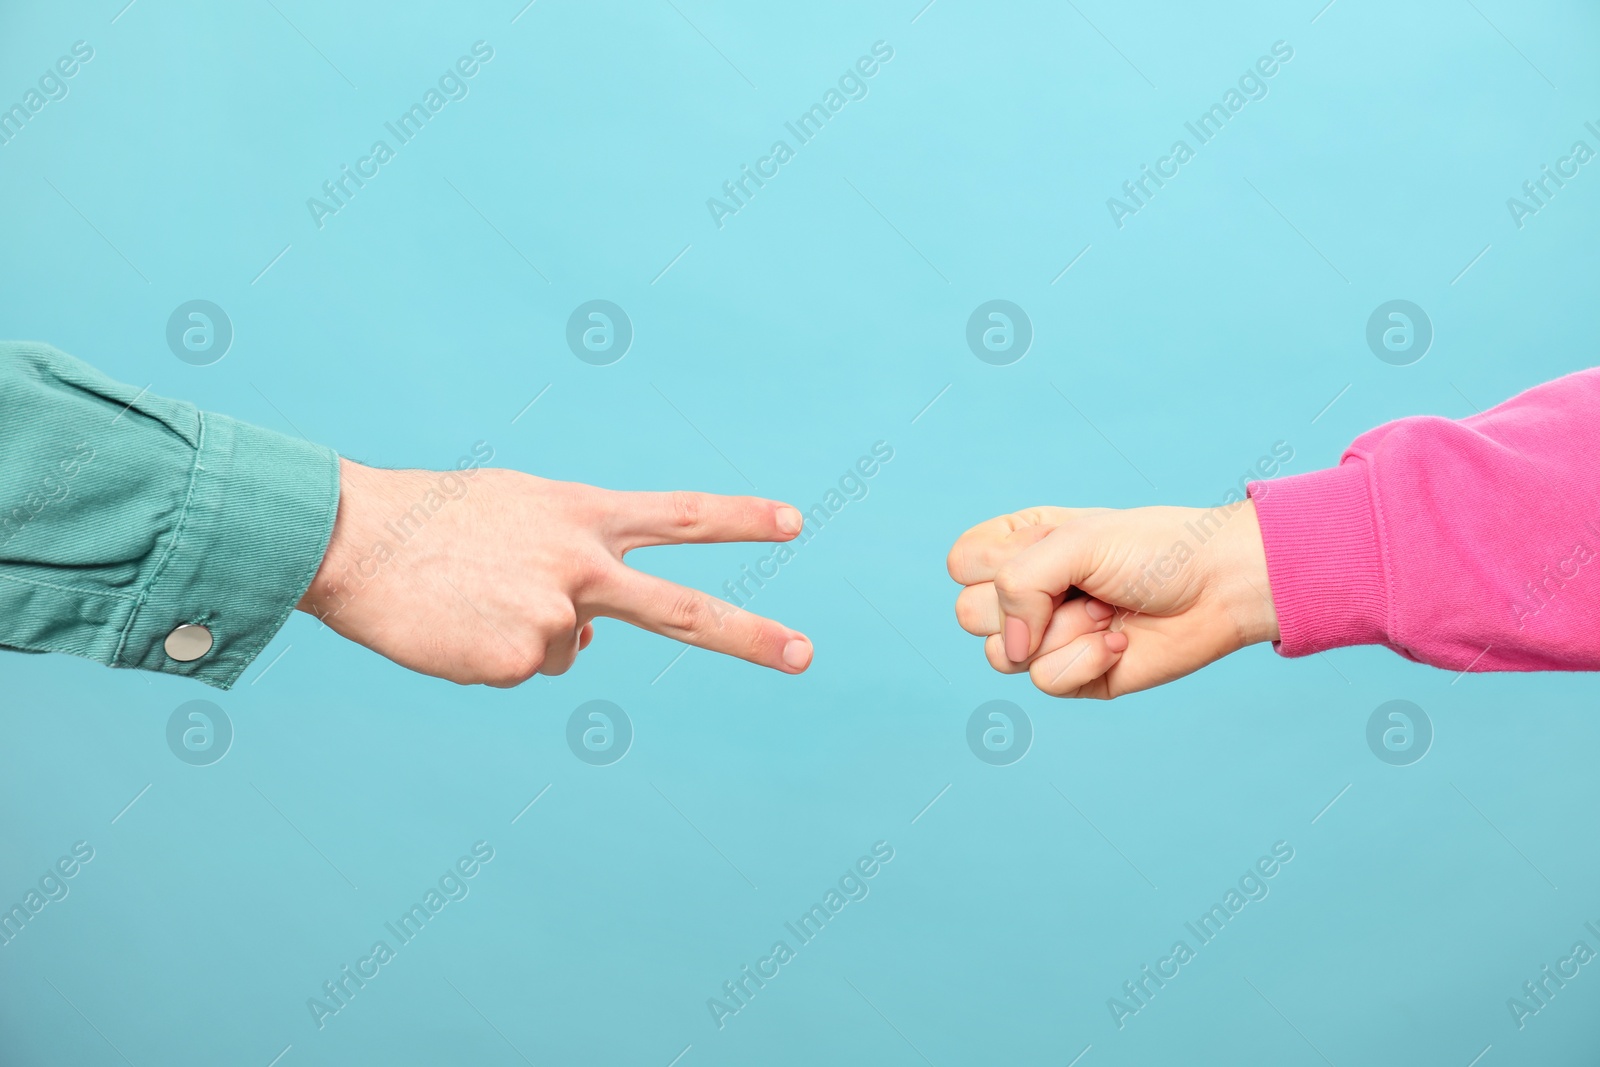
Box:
[1084,599,1114,621]
[776,506,803,535]
[1104,631,1129,653]
[782,637,812,670]
[1003,616,1030,662]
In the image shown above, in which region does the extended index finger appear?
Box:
[607,489,804,551]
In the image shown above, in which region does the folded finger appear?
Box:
[947,519,1057,585]
[994,522,1106,662]
[982,596,1112,673]
[956,583,1001,635]
[539,623,581,676]
[947,505,1111,585]
[539,607,593,677]
[1029,630,1127,697]
[959,584,1078,636]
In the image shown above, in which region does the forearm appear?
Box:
[0,341,340,688]
[1248,368,1600,672]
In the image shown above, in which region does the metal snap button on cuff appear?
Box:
[164,624,214,662]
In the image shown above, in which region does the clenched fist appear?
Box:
[947,501,1279,698]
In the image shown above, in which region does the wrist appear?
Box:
[297,456,367,618]
[1210,498,1280,647]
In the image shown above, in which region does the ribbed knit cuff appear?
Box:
[1247,460,1390,658]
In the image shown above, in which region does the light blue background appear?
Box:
[3,1,1599,1063]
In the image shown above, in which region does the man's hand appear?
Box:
[297,458,813,687]
[946,501,1279,699]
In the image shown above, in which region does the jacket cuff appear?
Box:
[1247,460,1390,658]
[117,411,341,689]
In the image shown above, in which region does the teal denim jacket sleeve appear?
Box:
[0,341,341,689]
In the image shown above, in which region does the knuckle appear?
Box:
[955,593,991,633]
[950,544,998,580]
[485,648,542,687]
[984,636,1016,673]
[667,490,704,533]
[992,566,1025,600]
[663,590,710,636]
[539,600,579,634]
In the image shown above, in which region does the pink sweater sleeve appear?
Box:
[1246,368,1600,672]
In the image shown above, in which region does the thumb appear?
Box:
[993,524,1099,663]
